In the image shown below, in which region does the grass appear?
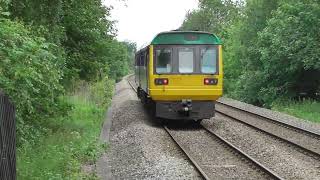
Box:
[17,95,107,179]
[272,99,320,123]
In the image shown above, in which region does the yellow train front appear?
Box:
[135,31,223,121]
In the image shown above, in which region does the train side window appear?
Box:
[200,47,217,74]
[178,47,194,73]
[146,53,149,67]
[156,49,172,73]
[140,54,145,66]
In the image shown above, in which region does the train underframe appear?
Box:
[137,87,215,121]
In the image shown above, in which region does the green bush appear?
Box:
[90,77,115,108]
[0,18,65,145]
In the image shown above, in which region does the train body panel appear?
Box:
[149,45,223,101]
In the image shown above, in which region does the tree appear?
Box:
[10,0,65,44]
[256,0,320,103]
[122,41,137,72]
[9,0,129,82]
[223,0,280,106]
[181,0,242,37]
[61,0,116,81]
[0,0,11,17]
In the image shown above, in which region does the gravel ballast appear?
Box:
[167,124,272,180]
[97,77,201,179]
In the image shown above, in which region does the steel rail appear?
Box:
[127,78,137,92]
[163,126,211,180]
[165,124,284,180]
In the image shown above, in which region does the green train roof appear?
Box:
[151,31,222,45]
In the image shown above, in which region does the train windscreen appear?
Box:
[200,48,217,74]
[156,48,172,73]
[154,45,218,74]
[178,47,194,73]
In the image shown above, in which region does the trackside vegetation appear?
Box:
[181,0,320,122]
[17,77,114,179]
[272,100,320,123]
[18,93,108,179]
[0,0,135,178]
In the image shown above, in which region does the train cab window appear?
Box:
[156,49,172,73]
[178,47,194,73]
[200,48,217,74]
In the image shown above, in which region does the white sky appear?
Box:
[103,0,199,48]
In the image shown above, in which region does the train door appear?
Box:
[145,49,149,92]
[139,53,144,87]
[135,54,139,85]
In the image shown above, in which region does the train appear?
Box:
[135,31,223,121]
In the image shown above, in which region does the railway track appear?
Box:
[216,101,320,158]
[164,125,283,180]
[126,77,283,180]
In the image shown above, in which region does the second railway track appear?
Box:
[216,101,320,158]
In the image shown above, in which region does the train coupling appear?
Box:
[180,99,192,113]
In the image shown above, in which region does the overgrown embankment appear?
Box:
[18,79,114,179]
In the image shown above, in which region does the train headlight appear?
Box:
[155,78,169,85]
[204,78,218,85]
